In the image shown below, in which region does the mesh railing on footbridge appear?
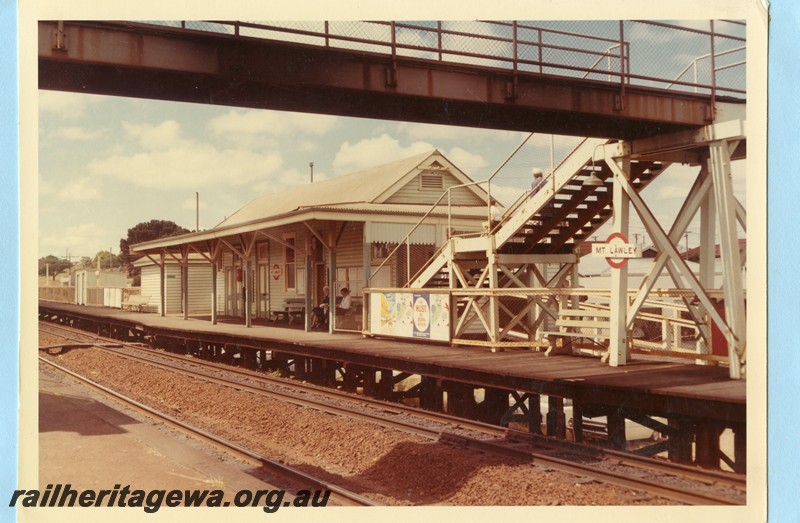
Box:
[147,19,746,100]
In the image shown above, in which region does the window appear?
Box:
[336,267,364,296]
[284,235,296,291]
[371,242,395,261]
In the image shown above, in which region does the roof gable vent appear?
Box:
[419,173,444,190]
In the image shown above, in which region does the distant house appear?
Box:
[134,254,221,314]
[132,150,491,329]
[684,239,747,261]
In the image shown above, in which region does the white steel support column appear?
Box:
[609,155,631,366]
[709,140,746,378]
[699,164,717,287]
[697,163,716,360]
[528,267,538,343]
[486,237,501,349]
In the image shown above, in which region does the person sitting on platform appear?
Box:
[336,287,352,315]
[310,286,330,329]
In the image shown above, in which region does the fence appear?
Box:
[38,286,74,304]
[150,19,746,100]
[365,285,723,364]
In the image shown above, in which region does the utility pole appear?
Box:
[196,192,199,232]
[309,161,314,183]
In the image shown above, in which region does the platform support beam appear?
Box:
[481,388,509,425]
[695,419,724,469]
[528,393,543,434]
[572,402,584,442]
[668,417,694,464]
[733,422,746,473]
[420,376,443,411]
[607,410,627,450]
[546,396,567,439]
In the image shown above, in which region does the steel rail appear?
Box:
[440,432,743,506]
[39,356,381,507]
[40,321,746,504]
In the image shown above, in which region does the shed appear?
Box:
[74,269,128,306]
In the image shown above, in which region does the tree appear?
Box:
[119,219,190,285]
[38,255,71,277]
[93,250,120,270]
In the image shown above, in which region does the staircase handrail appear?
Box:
[366,132,535,287]
[486,137,591,236]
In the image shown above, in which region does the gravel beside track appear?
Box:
[39,331,678,506]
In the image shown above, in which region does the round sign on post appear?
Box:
[591,233,642,268]
[270,264,281,280]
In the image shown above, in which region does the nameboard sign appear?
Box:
[592,233,642,268]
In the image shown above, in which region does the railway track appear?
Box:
[39,321,746,506]
[39,356,381,507]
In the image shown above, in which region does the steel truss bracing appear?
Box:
[600,118,746,379]
[404,113,746,379]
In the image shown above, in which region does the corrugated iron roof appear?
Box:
[217,150,443,227]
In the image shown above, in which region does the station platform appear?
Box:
[39,361,278,495]
[38,301,745,427]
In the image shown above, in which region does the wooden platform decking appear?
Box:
[38,301,745,425]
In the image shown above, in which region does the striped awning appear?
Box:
[365,222,437,245]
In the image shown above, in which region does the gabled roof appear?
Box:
[132,150,490,253]
[217,149,486,228]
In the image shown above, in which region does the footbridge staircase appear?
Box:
[366,117,747,380]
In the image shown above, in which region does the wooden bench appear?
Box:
[542,308,611,357]
[122,295,151,312]
[272,298,306,324]
[335,297,363,331]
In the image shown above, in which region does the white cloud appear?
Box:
[88,146,284,190]
[207,110,338,138]
[332,134,433,174]
[57,176,101,201]
[55,126,102,141]
[122,120,185,150]
[40,222,111,258]
[445,146,488,175]
[486,183,525,208]
[39,91,97,119]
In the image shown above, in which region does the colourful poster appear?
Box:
[370,292,450,342]
[412,293,431,338]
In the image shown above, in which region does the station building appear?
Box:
[132,150,492,330]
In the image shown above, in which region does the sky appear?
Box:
[37,91,745,261]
